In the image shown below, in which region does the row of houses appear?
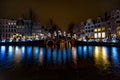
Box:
[0,18,42,40]
[73,9,120,40]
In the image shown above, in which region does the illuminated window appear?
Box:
[94,33,97,38]
[102,32,105,38]
[94,29,97,32]
[98,28,101,32]
[98,33,101,38]
[102,28,105,31]
[8,23,10,25]
[14,23,16,25]
[11,23,13,25]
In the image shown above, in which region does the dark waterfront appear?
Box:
[0,45,120,80]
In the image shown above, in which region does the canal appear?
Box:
[0,45,120,80]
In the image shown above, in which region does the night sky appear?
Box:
[0,0,120,30]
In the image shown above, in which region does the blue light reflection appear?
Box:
[26,46,32,61]
[112,47,119,67]
[0,46,6,61]
[53,48,57,64]
[47,48,51,62]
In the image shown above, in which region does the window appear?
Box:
[94,33,97,38]
[98,33,101,38]
[102,32,105,38]
[94,29,97,32]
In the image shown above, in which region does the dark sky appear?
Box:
[0,0,120,30]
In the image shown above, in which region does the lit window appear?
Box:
[14,23,16,25]
[94,33,97,38]
[8,23,10,25]
[102,32,105,38]
[98,28,101,32]
[98,33,101,38]
[11,23,13,25]
[102,28,105,31]
[94,29,97,32]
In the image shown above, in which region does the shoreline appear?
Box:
[0,40,120,47]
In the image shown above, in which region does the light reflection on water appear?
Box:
[0,45,120,71]
[72,47,77,64]
[94,46,109,70]
[112,47,119,67]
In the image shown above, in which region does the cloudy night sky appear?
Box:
[0,0,120,30]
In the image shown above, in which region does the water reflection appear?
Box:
[14,46,22,63]
[67,48,71,62]
[52,48,57,64]
[83,46,87,59]
[63,48,67,64]
[21,46,25,60]
[58,49,62,64]
[112,47,120,68]
[77,46,82,58]
[0,45,120,71]
[47,48,52,63]
[26,46,32,62]
[0,46,6,61]
[38,48,44,65]
[94,46,109,70]
[33,46,39,63]
[88,46,93,57]
[8,46,14,62]
[72,47,77,64]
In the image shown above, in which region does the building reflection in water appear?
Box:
[67,48,71,62]
[33,46,39,63]
[88,46,93,57]
[94,46,109,70]
[47,48,51,63]
[38,48,44,65]
[83,46,87,59]
[72,47,77,64]
[0,46,6,61]
[112,47,120,68]
[58,49,62,64]
[21,46,25,60]
[0,45,120,70]
[63,48,67,64]
[14,46,22,63]
[77,46,82,59]
[8,46,14,63]
[52,48,57,64]
[26,46,32,62]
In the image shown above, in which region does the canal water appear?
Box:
[0,45,120,80]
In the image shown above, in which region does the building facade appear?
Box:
[78,9,120,40]
[32,23,42,36]
[16,19,32,37]
[0,19,17,39]
[94,16,106,39]
[0,18,34,40]
[84,19,94,39]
